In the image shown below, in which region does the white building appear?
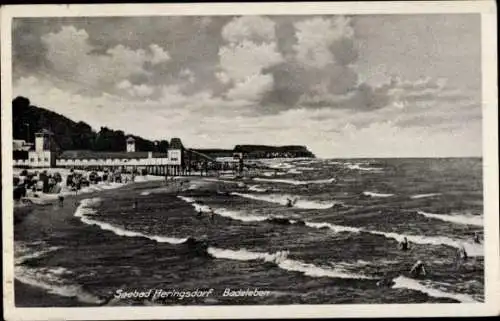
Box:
[13,132,217,176]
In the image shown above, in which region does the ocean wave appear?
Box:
[392,276,478,303]
[177,196,267,222]
[287,169,303,174]
[261,171,287,177]
[267,163,295,170]
[253,177,335,186]
[177,196,196,203]
[367,229,483,257]
[362,191,394,198]
[417,211,483,227]
[140,191,151,196]
[305,222,362,233]
[207,248,374,280]
[410,193,442,199]
[75,198,187,244]
[345,163,383,172]
[202,178,239,184]
[15,265,103,304]
[231,192,336,210]
[248,185,268,192]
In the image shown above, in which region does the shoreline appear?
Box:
[13,178,179,307]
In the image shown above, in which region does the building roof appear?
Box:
[126,137,135,143]
[59,150,169,160]
[169,138,183,149]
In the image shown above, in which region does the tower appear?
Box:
[35,129,53,152]
[126,137,136,152]
[29,129,56,168]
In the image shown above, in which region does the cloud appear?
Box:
[219,41,283,81]
[149,44,171,65]
[293,16,354,68]
[225,74,274,102]
[221,16,277,44]
[41,25,170,89]
[218,16,283,103]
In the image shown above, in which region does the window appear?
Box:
[30,158,34,162]
[38,158,42,162]
[44,158,49,162]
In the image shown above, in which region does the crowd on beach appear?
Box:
[12,168,148,204]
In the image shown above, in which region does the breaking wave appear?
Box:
[15,244,102,305]
[231,192,337,209]
[411,193,442,199]
[417,211,483,227]
[75,198,187,244]
[253,177,335,186]
[392,276,478,303]
[248,185,268,192]
[362,191,394,198]
[207,248,374,280]
[367,229,483,257]
[345,163,383,172]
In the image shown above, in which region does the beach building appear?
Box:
[13,130,228,176]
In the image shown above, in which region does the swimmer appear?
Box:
[409,260,427,278]
[399,237,410,251]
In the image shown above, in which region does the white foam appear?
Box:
[140,191,151,196]
[305,222,362,233]
[417,211,483,227]
[345,163,383,172]
[368,229,483,257]
[214,208,268,222]
[232,192,336,210]
[411,193,442,199]
[253,177,335,186]
[75,198,187,244]
[15,265,103,304]
[248,185,268,192]
[363,191,394,198]
[261,171,287,177]
[177,196,196,203]
[207,248,373,280]
[392,276,478,303]
[295,167,317,171]
[202,178,239,184]
[177,196,267,222]
[287,169,303,174]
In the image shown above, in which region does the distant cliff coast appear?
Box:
[193,146,316,159]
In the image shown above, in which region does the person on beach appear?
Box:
[409,260,427,278]
[399,237,410,251]
[455,245,468,270]
[133,199,139,210]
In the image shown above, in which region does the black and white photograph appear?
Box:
[2,2,498,320]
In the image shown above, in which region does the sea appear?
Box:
[14,158,485,306]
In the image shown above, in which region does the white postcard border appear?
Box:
[2,2,498,320]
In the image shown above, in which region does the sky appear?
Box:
[12,14,482,158]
